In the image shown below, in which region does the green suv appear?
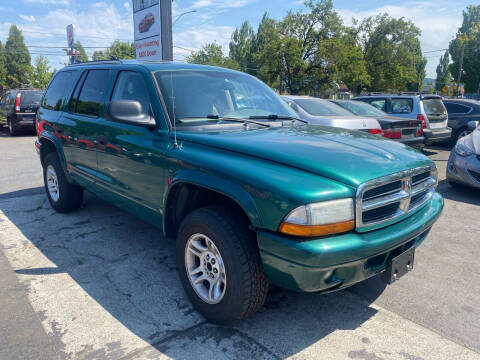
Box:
[35,60,443,324]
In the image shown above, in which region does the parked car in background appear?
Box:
[0,88,43,136]
[36,61,443,324]
[353,93,451,144]
[332,99,424,148]
[443,99,480,145]
[447,121,480,188]
[281,95,383,134]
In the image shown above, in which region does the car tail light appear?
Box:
[383,128,401,139]
[416,126,423,137]
[15,93,21,112]
[368,128,383,135]
[417,114,426,129]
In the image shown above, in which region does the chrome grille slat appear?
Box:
[356,166,437,229]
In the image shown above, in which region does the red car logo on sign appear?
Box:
[139,13,155,33]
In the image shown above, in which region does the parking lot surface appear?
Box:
[0,131,479,360]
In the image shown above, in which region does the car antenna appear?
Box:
[170,71,178,149]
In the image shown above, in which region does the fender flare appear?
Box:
[163,169,263,234]
[38,132,74,184]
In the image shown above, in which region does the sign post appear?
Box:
[66,24,75,64]
[133,0,172,61]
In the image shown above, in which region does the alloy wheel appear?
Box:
[46,165,60,202]
[185,233,227,304]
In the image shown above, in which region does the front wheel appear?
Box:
[43,152,83,212]
[176,206,269,324]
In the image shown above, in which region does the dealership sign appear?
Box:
[133,0,162,60]
[66,24,75,48]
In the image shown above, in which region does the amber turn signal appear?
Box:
[279,220,355,237]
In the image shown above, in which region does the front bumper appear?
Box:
[446,150,480,188]
[257,192,443,292]
[423,128,452,143]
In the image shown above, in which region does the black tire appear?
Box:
[176,206,269,325]
[43,152,83,212]
[8,118,19,136]
[452,127,471,146]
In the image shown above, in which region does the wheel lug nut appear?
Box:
[211,259,216,265]
[213,268,218,273]
[206,255,210,260]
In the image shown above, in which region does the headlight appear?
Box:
[455,138,474,157]
[279,198,354,237]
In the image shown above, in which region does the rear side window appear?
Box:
[42,71,75,111]
[423,99,446,116]
[365,98,387,112]
[444,102,471,114]
[21,91,43,104]
[391,98,413,114]
[76,70,110,117]
[111,71,150,115]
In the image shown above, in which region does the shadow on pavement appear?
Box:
[436,179,480,206]
[0,190,384,359]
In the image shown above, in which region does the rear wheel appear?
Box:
[452,127,471,145]
[8,118,18,136]
[176,206,269,324]
[43,152,83,212]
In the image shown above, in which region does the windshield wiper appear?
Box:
[176,115,270,128]
[249,114,307,123]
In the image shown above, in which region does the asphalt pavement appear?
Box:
[0,129,479,360]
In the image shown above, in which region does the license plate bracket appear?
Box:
[381,247,415,284]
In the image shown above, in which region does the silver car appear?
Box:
[447,121,480,188]
[281,95,382,134]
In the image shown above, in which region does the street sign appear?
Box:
[132,0,172,61]
[66,24,75,48]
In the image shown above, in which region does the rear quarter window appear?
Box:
[443,102,471,114]
[365,98,387,112]
[42,71,76,111]
[391,98,413,114]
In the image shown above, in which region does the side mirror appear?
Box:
[467,120,479,131]
[106,100,156,128]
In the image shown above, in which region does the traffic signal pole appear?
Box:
[456,44,465,98]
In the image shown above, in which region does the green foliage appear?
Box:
[358,14,426,92]
[74,41,89,63]
[92,41,135,60]
[435,50,451,91]
[32,56,53,89]
[449,5,480,93]
[229,21,256,73]
[5,25,32,88]
[0,41,7,94]
[186,43,240,70]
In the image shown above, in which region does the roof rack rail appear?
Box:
[67,59,123,67]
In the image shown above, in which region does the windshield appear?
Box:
[154,70,296,124]
[337,100,387,117]
[294,98,353,116]
[423,98,447,116]
[21,91,43,104]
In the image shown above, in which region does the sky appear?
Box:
[0,0,472,78]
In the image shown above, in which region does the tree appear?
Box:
[92,50,106,61]
[358,14,426,92]
[449,5,480,93]
[74,41,88,63]
[32,56,53,89]
[5,25,32,88]
[0,41,7,94]
[186,43,239,70]
[252,1,369,95]
[229,21,256,73]
[435,50,451,91]
[105,41,135,59]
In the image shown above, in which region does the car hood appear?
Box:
[305,115,380,130]
[176,125,432,187]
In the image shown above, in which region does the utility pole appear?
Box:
[456,44,465,98]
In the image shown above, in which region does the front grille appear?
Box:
[356,166,437,229]
[468,169,480,183]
